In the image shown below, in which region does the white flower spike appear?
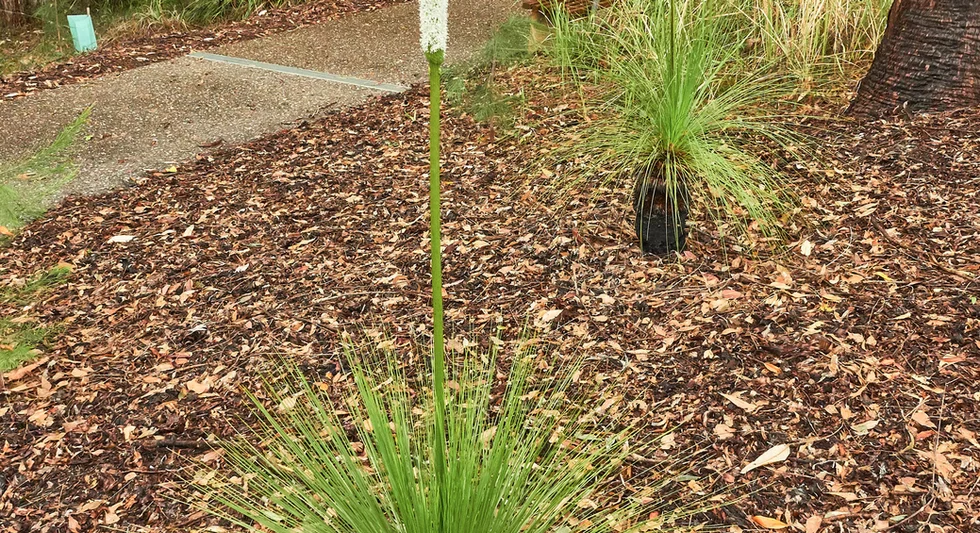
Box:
[419,0,448,56]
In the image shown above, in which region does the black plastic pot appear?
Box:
[632,178,689,255]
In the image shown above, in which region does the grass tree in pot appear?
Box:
[185,3,725,532]
[549,0,798,255]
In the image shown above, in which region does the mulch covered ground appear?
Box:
[0,0,405,101]
[1,64,978,532]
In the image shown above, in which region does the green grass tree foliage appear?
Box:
[547,0,803,246]
[199,343,715,533]
[189,6,722,533]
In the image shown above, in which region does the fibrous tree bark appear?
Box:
[1,0,39,27]
[1,0,25,26]
[849,0,980,117]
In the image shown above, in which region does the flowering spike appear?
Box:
[421,0,449,525]
[419,0,448,58]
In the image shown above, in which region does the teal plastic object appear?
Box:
[67,14,97,52]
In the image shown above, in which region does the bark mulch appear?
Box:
[0,0,406,102]
[0,65,978,532]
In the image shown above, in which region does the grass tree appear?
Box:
[188,3,720,532]
[546,0,804,253]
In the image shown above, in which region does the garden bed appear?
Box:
[0,0,405,101]
[0,64,978,532]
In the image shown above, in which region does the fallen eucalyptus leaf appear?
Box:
[741,443,791,474]
[750,515,789,529]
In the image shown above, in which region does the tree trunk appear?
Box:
[1,0,37,27]
[848,0,980,116]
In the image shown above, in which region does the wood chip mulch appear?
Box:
[0,65,978,532]
[0,0,407,101]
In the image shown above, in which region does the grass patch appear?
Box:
[0,264,71,372]
[444,16,531,130]
[0,108,89,236]
[540,0,889,97]
[447,80,525,129]
[0,34,74,76]
[0,319,61,372]
[474,14,533,68]
[738,0,892,92]
[0,264,73,305]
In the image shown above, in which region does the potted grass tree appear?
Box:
[186,2,725,531]
[549,0,798,255]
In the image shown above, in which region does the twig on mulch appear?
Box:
[140,438,213,451]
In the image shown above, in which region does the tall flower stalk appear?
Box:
[421,0,449,529]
